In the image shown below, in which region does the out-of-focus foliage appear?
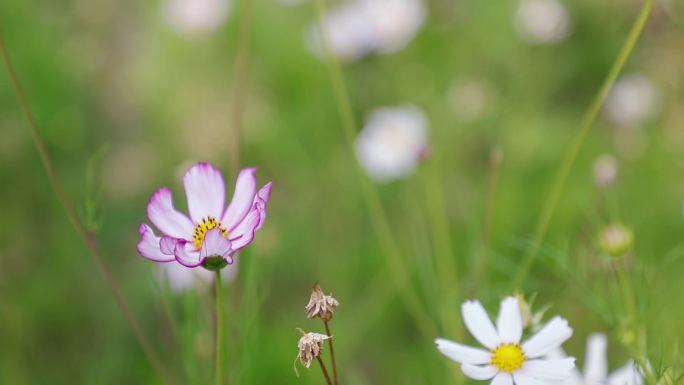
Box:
[1,0,684,384]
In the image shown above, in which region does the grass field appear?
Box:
[1,0,684,384]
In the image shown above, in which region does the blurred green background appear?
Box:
[1,0,684,383]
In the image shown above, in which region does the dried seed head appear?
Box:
[305,283,340,321]
[294,328,332,376]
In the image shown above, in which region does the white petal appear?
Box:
[496,296,523,343]
[146,187,194,239]
[435,338,492,365]
[522,358,576,380]
[512,366,549,385]
[462,299,501,349]
[607,361,643,385]
[522,316,573,358]
[584,333,608,383]
[200,228,233,261]
[222,167,257,231]
[491,372,513,385]
[183,162,226,222]
[174,241,205,268]
[461,364,499,380]
[137,224,175,262]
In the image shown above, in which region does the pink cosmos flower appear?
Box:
[137,162,272,271]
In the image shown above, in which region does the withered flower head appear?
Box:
[294,328,332,376]
[305,283,340,321]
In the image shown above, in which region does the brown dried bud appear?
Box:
[294,328,332,376]
[305,283,340,321]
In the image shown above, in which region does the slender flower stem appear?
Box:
[512,0,655,288]
[215,269,225,385]
[311,0,436,341]
[316,355,334,385]
[323,320,339,385]
[228,0,253,178]
[0,28,176,385]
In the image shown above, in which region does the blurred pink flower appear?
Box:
[137,162,272,270]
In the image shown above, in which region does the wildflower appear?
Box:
[435,296,575,384]
[598,224,634,258]
[357,0,427,54]
[164,0,231,38]
[294,328,332,376]
[513,0,571,45]
[137,162,272,270]
[355,104,430,183]
[306,0,425,62]
[603,74,660,129]
[306,284,340,321]
[550,333,645,385]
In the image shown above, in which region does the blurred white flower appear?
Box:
[165,0,231,38]
[513,0,571,45]
[552,333,645,385]
[157,257,239,294]
[358,0,426,54]
[306,0,426,62]
[307,3,377,62]
[355,104,429,183]
[603,74,661,129]
[592,154,618,188]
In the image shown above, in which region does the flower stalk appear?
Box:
[215,269,225,385]
[323,320,338,385]
[0,27,176,385]
[512,0,655,288]
[316,355,334,385]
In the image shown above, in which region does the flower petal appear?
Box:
[174,241,205,268]
[228,204,262,251]
[584,333,608,384]
[434,338,492,365]
[522,358,576,380]
[496,296,523,343]
[137,224,175,262]
[522,316,573,358]
[512,367,549,385]
[491,372,513,385]
[253,182,272,231]
[147,187,194,239]
[222,167,257,231]
[461,364,499,380]
[607,360,643,385]
[183,162,226,222]
[160,235,180,255]
[462,299,501,349]
[200,228,233,262]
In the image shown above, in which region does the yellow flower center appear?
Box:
[491,343,526,372]
[193,216,228,249]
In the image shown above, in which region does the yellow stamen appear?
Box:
[192,216,228,249]
[491,343,526,372]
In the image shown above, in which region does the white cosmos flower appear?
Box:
[603,74,661,129]
[552,333,645,385]
[306,0,425,62]
[435,296,575,385]
[513,0,572,45]
[354,104,429,183]
[165,0,231,38]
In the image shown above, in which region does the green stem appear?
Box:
[512,0,655,288]
[228,0,253,178]
[311,0,436,340]
[0,27,176,385]
[215,269,225,385]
